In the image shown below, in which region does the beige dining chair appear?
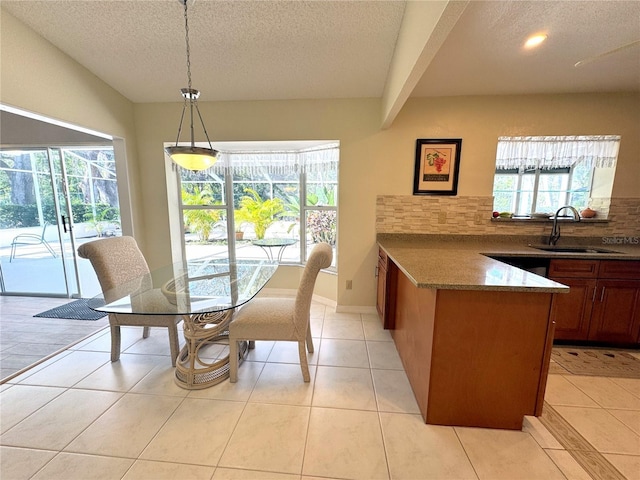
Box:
[229,242,333,382]
[78,236,181,366]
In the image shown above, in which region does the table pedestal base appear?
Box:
[174,310,248,390]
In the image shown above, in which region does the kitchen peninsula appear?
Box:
[377,235,639,430]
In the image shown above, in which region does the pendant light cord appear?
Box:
[183,0,192,93]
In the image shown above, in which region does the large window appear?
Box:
[492,136,619,216]
[177,143,338,268]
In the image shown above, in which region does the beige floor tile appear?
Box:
[244,341,275,362]
[362,316,393,342]
[321,318,364,340]
[213,467,301,479]
[65,393,182,458]
[0,384,65,434]
[522,415,563,449]
[17,350,110,387]
[249,363,316,405]
[603,454,640,480]
[267,341,319,365]
[455,426,565,479]
[367,341,403,370]
[30,452,134,480]
[130,364,191,397]
[544,450,593,480]
[303,407,388,480]
[74,353,167,391]
[609,409,640,436]
[312,365,376,410]
[3,349,73,381]
[219,403,309,474]
[318,338,369,368]
[0,446,56,480]
[123,459,215,480]
[189,361,265,402]
[565,376,640,410]
[323,311,361,322]
[74,326,141,353]
[544,374,599,407]
[141,398,245,466]
[302,477,343,480]
[309,304,326,320]
[122,328,182,357]
[309,317,323,337]
[554,405,640,455]
[610,377,640,399]
[380,412,477,479]
[371,369,420,414]
[1,389,121,450]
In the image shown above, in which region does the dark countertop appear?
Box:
[377,235,640,293]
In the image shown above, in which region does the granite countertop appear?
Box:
[377,235,640,293]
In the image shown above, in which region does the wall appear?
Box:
[133,99,387,308]
[0,10,144,247]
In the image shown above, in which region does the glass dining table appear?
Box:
[87,257,278,389]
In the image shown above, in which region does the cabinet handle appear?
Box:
[592,286,597,302]
[600,286,606,302]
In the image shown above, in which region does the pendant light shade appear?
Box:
[165,0,218,171]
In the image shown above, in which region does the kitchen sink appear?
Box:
[529,245,622,254]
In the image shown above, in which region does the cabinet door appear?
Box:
[588,280,640,344]
[549,277,596,340]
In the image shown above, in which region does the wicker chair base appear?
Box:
[174,310,247,390]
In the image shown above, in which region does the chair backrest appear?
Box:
[77,236,150,302]
[294,242,333,331]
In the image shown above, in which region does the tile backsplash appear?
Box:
[376,195,640,238]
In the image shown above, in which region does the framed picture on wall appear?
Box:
[413,138,462,195]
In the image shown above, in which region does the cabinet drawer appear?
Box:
[598,260,640,279]
[548,259,599,278]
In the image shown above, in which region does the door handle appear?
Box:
[61,215,67,233]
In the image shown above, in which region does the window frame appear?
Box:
[176,145,338,269]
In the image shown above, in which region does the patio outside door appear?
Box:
[0,146,120,297]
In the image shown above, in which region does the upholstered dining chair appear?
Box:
[229,242,333,382]
[78,236,181,366]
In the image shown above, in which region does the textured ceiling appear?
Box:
[1,0,639,106]
[413,0,640,96]
[1,0,406,103]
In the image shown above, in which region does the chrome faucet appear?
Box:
[549,205,580,245]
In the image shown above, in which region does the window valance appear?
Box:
[209,143,339,176]
[495,135,620,170]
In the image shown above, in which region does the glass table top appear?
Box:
[88,258,278,316]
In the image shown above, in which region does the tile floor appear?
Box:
[0,296,639,480]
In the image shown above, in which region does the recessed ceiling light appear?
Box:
[524,34,547,49]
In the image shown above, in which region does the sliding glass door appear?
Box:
[0,146,120,297]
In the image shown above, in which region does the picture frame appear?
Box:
[413,138,462,195]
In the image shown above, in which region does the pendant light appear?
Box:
[164,0,218,171]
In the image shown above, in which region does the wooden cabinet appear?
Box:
[549,260,640,345]
[376,247,396,329]
[391,268,555,430]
